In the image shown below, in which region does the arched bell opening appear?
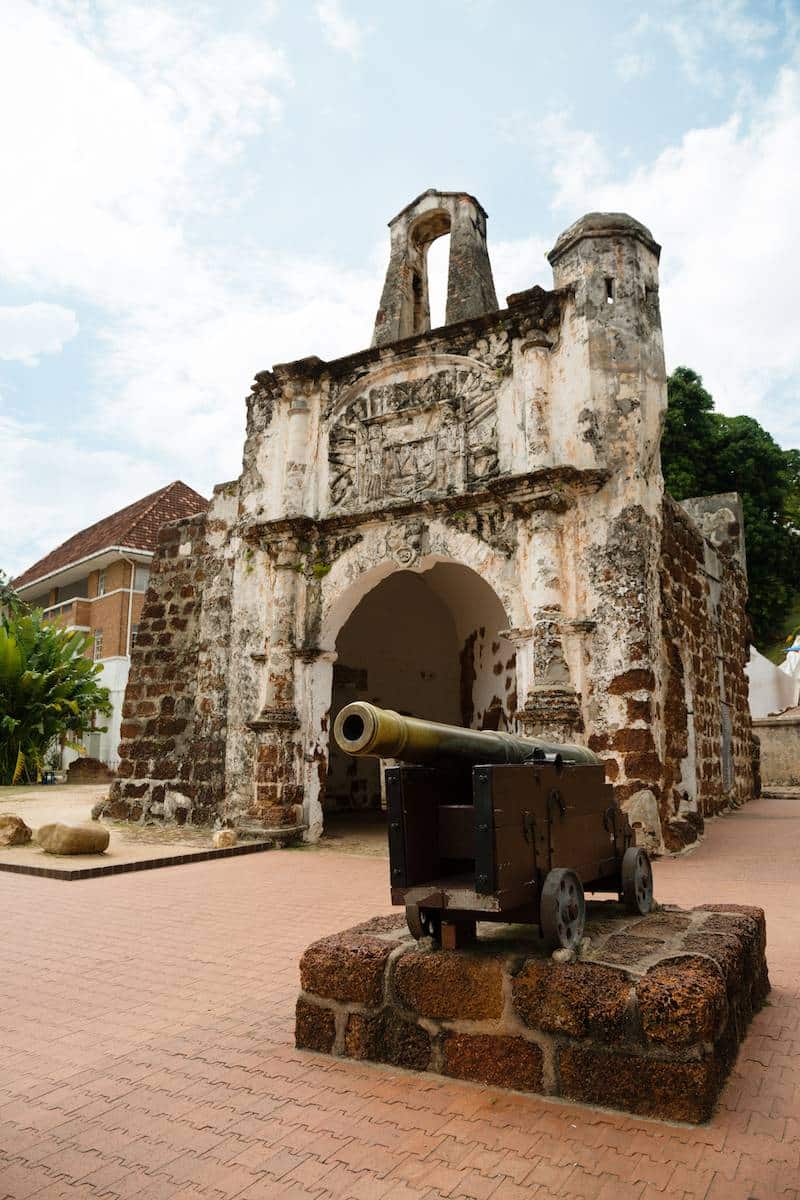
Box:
[408,208,451,334]
[321,560,516,842]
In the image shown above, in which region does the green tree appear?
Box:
[661,367,800,647]
[0,609,112,785]
[660,367,717,499]
[0,569,23,617]
[783,448,800,531]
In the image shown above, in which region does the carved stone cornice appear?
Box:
[240,466,611,548]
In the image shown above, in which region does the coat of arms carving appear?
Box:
[328,363,498,511]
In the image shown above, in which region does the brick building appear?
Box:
[107,194,754,851]
[13,481,207,766]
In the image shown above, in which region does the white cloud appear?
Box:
[501,110,608,210]
[0,0,298,569]
[0,412,166,578]
[0,2,289,306]
[315,0,365,58]
[491,236,552,301]
[501,68,800,447]
[0,303,78,365]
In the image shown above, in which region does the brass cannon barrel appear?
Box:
[333,702,600,766]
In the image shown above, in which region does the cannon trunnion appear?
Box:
[334,702,654,950]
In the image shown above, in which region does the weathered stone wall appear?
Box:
[657,496,753,848]
[106,490,236,825]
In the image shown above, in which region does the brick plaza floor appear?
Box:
[0,795,798,1200]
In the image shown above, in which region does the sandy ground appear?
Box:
[0,782,214,869]
[0,784,391,870]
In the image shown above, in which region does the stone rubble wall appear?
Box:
[658,496,753,849]
[105,492,236,826]
[296,905,768,1124]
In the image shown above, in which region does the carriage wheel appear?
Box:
[406,903,442,943]
[540,868,586,952]
[621,846,654,914]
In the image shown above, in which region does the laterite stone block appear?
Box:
[294,904,768,1123]
[443,1034,543,1092]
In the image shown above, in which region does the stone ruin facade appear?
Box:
[106,189,754,854]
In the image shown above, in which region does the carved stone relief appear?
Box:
[328,363,499,512]
[378,519,427,567]
[443,506,518,558]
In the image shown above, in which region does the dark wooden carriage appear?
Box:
[333,701,654,951]
[386,759,652,950]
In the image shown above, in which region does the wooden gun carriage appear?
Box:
[333,702,654,951]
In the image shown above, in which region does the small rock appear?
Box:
[552,947,578,964]
[36,822,110,855]
[0,814,33,846]
[66,757,115,784]
[212,829,237,849]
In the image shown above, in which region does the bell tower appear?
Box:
[372,189,499,346]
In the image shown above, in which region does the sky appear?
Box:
[2,0,799,577]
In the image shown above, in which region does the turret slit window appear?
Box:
[93,630,103,662]
[97,570,106,596]
[605,277,615,304]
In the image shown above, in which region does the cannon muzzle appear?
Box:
[333,701,599,766]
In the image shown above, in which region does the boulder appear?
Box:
[36,822,110,855]
[212,829,238,849]
[0,814,33,846]
[66,757,116,783]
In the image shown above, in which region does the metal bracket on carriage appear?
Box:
[404,888,444,941]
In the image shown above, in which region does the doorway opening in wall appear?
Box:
[321,561,516,847]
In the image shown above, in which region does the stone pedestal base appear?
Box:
[295,903,768,1123]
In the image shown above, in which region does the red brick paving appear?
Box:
[0,795,798,1200]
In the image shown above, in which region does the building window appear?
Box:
[97,570,106,596]
[134,564,150,591]
[93,630,103,662]
[130,624,140,648]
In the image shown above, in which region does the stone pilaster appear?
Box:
[248,535,304,827]
[515,511,584,742]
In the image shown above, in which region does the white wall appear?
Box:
[747,646,799,719]
[61,655,130,770]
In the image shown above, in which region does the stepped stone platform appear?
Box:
[295,902,768,1123]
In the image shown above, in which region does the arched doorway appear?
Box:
[322,561,516,831]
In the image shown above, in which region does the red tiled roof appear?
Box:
[13,481,209,589]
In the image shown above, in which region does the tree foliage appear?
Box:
[660,367,800,647]
[0,609,112,785]
[0,569,22,618]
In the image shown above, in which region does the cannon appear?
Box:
[333,702,653,951]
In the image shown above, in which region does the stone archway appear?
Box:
[321,560,516,826]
